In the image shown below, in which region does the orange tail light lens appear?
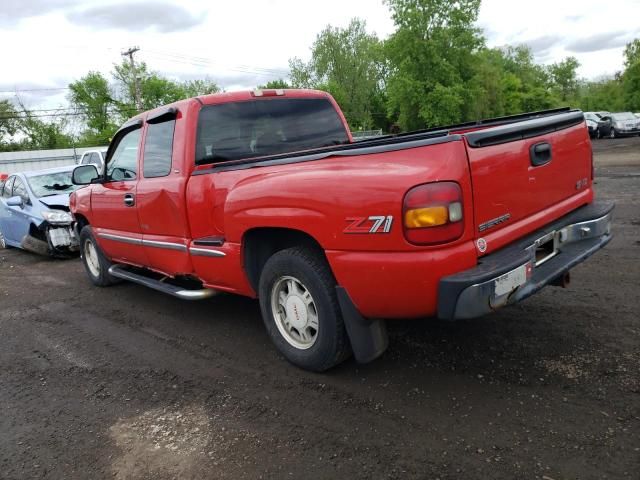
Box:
[403,182,464,245]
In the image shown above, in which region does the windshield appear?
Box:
[195,98,349,164]
[27,171,80,198]
[584,113,599,121]
[612,112,636,121]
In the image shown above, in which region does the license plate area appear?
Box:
[494,263,530,297]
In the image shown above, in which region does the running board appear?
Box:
[108,265,217,301]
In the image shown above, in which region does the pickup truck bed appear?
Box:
[69,89,612,371]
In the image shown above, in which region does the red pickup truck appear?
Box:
[70,89,613,371]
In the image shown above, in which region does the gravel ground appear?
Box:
[0,137,639,480]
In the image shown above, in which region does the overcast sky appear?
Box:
[1,0,639,112]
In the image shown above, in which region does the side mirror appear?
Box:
[72,164,100,185]
[6,196,23,207]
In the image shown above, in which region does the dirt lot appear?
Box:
[1,137,639,480]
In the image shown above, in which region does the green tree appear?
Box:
[622,39,640,110]
[384,0,484,129]
[68,71,118,145]
[623,62,640,111]
[112,61,185,115]
[501,45,559,111]
[258,79,291,89]
[623,39,640,67]
[289,18,387,129]
[548,57,580,104]
[13,100,73,150]
[0,100,19,149]
[181,78,220,97]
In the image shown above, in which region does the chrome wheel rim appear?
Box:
[271,276,319,350]
[84,239,100,277]
[610,129,615,138]
[0,231,5,249]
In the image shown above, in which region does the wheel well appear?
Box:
[74,214,90,232]
[29,222,46,241]
[243,228,326,293]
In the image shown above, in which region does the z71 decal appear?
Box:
[344,216,394,234]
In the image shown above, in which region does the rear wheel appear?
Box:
[610,128,617,139]
[79,226,120,287]
[258,246,351,372]
[0,230,6,249]
[596,128,601,139]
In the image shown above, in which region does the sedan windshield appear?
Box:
[612,112,636,121]
[27,171,80,198]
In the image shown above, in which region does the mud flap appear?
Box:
[336,286,388,364]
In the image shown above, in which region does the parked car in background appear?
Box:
[601,112,640,138]
[584,112,608,139]
[78,149,108,170]
[0,166,81,256]
[634,113,640,119]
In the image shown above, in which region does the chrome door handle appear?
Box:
[124,194,135,207]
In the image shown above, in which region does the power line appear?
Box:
[0,51,291,97]
[144,50,290,77]
[0,87,70,94]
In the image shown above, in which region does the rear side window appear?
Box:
[195,98,349,164]
[143,120,175,178]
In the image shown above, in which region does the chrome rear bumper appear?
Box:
[438,202,614,320]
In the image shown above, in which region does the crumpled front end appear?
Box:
[21,221,79,258]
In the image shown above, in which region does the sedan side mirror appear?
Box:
[72,164,100,185]
[6,196,23,207]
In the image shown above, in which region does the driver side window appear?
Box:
[106,129,142,181]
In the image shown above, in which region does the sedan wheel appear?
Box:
[610,128,616,139]
[0,230,6,249]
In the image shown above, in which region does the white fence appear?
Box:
[0,146,107,174]
[352,129,384,141]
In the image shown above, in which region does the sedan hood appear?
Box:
[39,194,71,209]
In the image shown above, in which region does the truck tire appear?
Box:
[258,246,351,372]
[79,226,120,287]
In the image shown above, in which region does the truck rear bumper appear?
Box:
[438,201,614,320]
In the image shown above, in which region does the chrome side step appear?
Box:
[108,265,217,301]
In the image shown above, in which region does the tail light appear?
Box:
[403,182,464,245]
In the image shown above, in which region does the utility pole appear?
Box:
[121,46,142,112]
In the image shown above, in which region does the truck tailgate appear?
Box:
[463,111,591,253]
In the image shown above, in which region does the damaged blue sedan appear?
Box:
[0,166,81,257]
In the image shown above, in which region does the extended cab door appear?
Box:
[136,109,194,275]
[90,123,149,266]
